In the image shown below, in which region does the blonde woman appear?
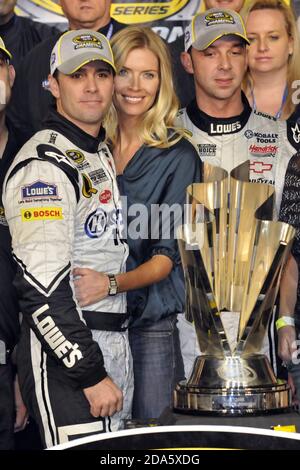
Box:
[74,26,201,420]
[242,0,300,120]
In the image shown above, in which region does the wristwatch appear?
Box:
[107,274,118,296]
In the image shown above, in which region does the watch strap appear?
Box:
[107,274,118,296]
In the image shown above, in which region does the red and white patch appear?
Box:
[99,189,112,204]
[249,161,273,174]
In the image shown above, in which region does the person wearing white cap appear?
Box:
[3,30,133,448]
[8,0,125,142]
[177,8,300,380]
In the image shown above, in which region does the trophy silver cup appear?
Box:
[174,161,295,415]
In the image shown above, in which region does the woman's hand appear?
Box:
[73,268,109,307]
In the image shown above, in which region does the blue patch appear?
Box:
[85,208,108,239]
[22,181,58,199]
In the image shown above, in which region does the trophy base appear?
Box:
[174,355,292,415]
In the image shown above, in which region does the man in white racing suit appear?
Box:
[3,30,133,448]
[177,9,300,378]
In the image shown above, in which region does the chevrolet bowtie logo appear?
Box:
[249,161,273,173]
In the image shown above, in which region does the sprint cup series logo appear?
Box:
[111,0,190,23]
[16,0,193,24]
[205,11,235,26]
[73,34,103,50]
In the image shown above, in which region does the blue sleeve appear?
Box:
[150,138,201,264]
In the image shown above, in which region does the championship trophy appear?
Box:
[174,161,295,415]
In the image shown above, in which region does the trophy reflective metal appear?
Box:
[174,161,295,415]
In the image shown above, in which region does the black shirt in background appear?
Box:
[0,119,23,350]
[0,14,59,68]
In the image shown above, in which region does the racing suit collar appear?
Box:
[186,92,252,136]
[42,108,106,153]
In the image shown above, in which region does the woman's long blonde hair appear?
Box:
[104,26,185,148]
[242,0,300,118]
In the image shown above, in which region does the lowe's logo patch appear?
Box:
[22,181,58,199]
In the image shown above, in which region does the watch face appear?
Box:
[108,275,118,295]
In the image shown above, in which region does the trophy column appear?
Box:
[174,161,295,415]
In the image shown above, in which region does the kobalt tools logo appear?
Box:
[244,130,278,143]
[21,181,58,199]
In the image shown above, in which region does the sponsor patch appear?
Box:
[66,149,85,164]
[249,161,273,174]
[254,110,276,121]
[37,144,66,164]
[249,144,278,157]
[66,149,90,170]
[82,174,98,198]
[99,189,112,204]
[205,11,234,27]
[197,144,216,157]
[244,130,278,143]
[210,121,241,135]
[250,177,274,184]
[49,132,58,145]
[85,208,108,238]
[73,34,103,50]
[21,181,58,200]
[21,207,63,222]
[244,130,253,139]
[88,169,109,185]
[291,123,300,145]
